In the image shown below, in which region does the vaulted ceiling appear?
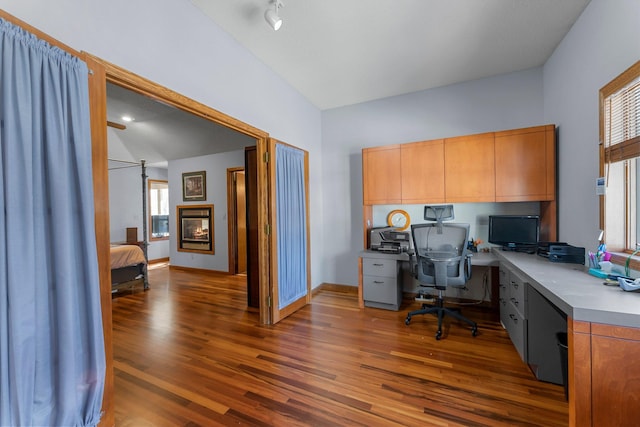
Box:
[108,0,591,166]
[190,0,591,110]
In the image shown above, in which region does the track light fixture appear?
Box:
[264,0,284,31]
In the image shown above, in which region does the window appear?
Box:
[148,179,169,240]
[600,60,640,253]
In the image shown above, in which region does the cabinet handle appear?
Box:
[372,263,384,266]
[373,280,384,284]
[510,297,519,306]
[511,281,518,289]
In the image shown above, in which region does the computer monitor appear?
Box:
[488,215,539,252]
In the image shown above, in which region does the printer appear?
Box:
[370,227,411,254]
[537,241,585,264]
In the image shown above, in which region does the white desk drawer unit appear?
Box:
[362,256,402,311]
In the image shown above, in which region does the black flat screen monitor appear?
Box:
[488,215,539,252]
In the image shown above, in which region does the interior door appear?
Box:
[268,138,311,323]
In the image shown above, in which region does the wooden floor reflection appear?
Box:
[111,265,568,426]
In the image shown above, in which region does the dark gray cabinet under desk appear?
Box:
[527,285,566,385]
[361,253,403,311]
[498,256,567,385]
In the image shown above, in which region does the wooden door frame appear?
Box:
[88,56,273,325]
[87,56,275,424]
[227,166,245,275]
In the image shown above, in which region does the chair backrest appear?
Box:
[411,222,470,288]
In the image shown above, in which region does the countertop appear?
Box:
[493,249,640,328]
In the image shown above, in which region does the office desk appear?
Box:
[358,250,498,310]
[494,250,640,327]
[492,249,640,427]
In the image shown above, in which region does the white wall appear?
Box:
[108,165,169,261]
[108,127,170,262]
[321,68,545,286]
[543,0,640,251]
[371,202,541,248]
[321,0,640,288]
[168,150,244,272]
[0,0,324,286]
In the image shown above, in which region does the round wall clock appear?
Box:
[387,209,410,231]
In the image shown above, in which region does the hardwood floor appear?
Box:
[111,265,568,426]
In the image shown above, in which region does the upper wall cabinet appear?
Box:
[494,125,556,202]
[400,139,445,204]
[362,145,401,205]
[361,124,556,206]
[445,132,496,202]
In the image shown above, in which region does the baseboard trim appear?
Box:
[313,283,358,296]
[169,265,229,276]
[149,257,169,265]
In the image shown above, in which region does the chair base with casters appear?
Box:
[405,288,478,340]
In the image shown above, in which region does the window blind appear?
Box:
[604,75,640,163]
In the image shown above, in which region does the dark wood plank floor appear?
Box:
[111,264,568,426]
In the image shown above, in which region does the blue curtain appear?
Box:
[0,18,105,426]
[275,144,308,309]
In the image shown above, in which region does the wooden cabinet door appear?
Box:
[362,145,401,205]
[590,324,640,426]
[400,139,445,204]
[495,125,555,202]
[444,132,495,202]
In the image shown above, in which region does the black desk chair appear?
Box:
[405,221,478,340]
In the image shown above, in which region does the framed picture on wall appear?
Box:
[182,170,206,201]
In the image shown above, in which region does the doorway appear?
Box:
[95,56,272,326]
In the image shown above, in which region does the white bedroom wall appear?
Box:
[108,125,170,261]
[543,0,640,252]
[108,165,169,261]
[0,0,324,286]
[321,68,545,287]
[168,150,244,272]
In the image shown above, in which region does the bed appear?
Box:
[110,243,148,292]
[108,159,150,294]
